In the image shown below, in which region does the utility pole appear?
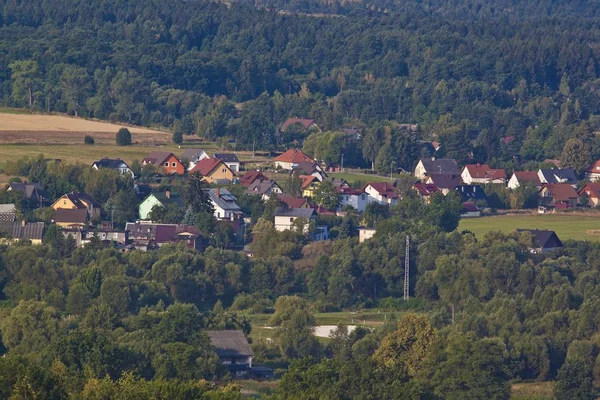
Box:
[390,161,395,181]
[404,235,410,301]
[252,140,255,160]
[341,153,344,172]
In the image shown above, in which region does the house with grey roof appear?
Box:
[0,221,45,244]
[538,168,578,186]
[516,229,563,254]
[180,148,209,171]
[274,207,315,233]
[207,330,254,378]
[92,158,134,178]
[8,182,47,205]
[414,158,460,180]
[208,188,243,221]
[246,180,283,200]
[213,153,240,172]
[0,204,16,223]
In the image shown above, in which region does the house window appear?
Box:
[222,168,226,173]
[217,212,220,218]
[172,162,176,167]
[63,200,66,205]
[164,162,169,167]
[290,218,294,222]
[113,233,118,239]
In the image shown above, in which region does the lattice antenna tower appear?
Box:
[404,235,410,301]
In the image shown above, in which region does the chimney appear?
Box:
[216,187,221,198]
[165,190,171,199]
[21,220,26,228]
[431,157,436,161]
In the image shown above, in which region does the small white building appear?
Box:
[364,183,399,206]
[91,158,135,178]
[274,207,316,233]
[507,171,542,190]
[338,188,369,212]
[358,227,376,243]
[208,188,243,221]
[181,149,209,171]
[461,164,506,185]
[213,153,241,173]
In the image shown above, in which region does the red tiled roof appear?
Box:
[586,160,600,174]
[462,202,480,212]
[190,157,224,176]
[274,149,315,164]
[543,184,579,202]
[366,182,400,199]
[239,170,266,186]
[414,183,440,196]
[278,195,308,208]
[301,175,319,189]
[143,152,177,165]
[464,164,506,180]
[280,118,317,131]
[337,187,365,196]
[579,183,600,198]
[513,171,541,185]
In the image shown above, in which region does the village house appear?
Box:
[516,229,563,254]
[91,158,134,178]
[190,157,235,184]
[358,227,376,243]
[207,330,256,379]
[209,188,243,221]
[538,168,578,186]
[180,148,209,171]
[507,171,542,190]
[424,174,462,195]
[0,204,16,223]
[455,185,488,203]
[274,207,316,233]
[0,221,45,245]
[585,160,600,182]
[52,208,89,228]
[142,152,185,175]
[342,126,362,141]
[460,202,482,218]
[413,183,440,204]
[246,180,283,200]
[125,222,205,251]
[214,153,241,173]
[301,175,321,198]
[52,193,101,221]
[461,164,506,185]
[239,170,267,187]
[138,191,184,220]
[337,187,368,212]
[539,184,579,209]
[62,228,129,248]
[278,195,311,209]
[414,158,460,180]
[273,149,315,170]
[578,183,600,206]
[8,181,47,205]
[279,118,321,134]
[291,162,328,181]
[364,182,400,206]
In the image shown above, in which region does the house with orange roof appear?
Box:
[278,195,311,209]
[189,158,234,183]
[539,184,579,209]
[507,171,542,190]
[585,160,600,182]
[461,164,506,185]
[301,175,321,198]
[239,170,267,187]
[579,183,600,206]
[274,149,315,170]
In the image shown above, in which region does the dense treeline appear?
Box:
[4,0,600,166]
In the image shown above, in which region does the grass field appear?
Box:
[511,382,553,399]
[459,214,600,242]
[329,171,394,183]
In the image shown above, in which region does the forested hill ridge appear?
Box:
[3,0,600,171]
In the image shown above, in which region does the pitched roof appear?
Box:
[274,207,315,218]
[513,171,541,185]
[539,169,578,185]
[213,153,240,163]
[463,164,506,180]
[239,170,267,186]
[56,193,100,208]
[150,192,185,207]
[278,195,309,208]
[301,175,320,189]
[9,182,45,199]
[366,182,400,199]
[125,222,202,244]
[579,183,600,198]
[426,173,461,190]
[419,158,460,175]
[181,148,207,161]
[92,158,130,170]
[0,204,16,214]
[143,152,177,165]
[337,186,366,196]
[455,185,488,201]
[516,229,563,250]
[543,184,579,202]
[462,202,480,212]
[292,162,325,176]
[414,183,440,196]
[247,180,279,195]
[397,123,419,132]
[53,208,89,224]
[274,149,315,164]
[190,157,225,176]
[208,188,241,212]
[0,221,44,241]
[586,160,600,174]
[280,118,317,131]
[207,330,254,358]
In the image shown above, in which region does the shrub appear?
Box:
[172,130,183,144]
[84,135,94,145]
[116,128,132,146]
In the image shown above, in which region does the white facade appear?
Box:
[364,185,398,206]
[274,215,313,233]
[338,191,369,212]
[507,173,520,190]
[414,160,428,180]
[224,161,240,173]
[359,227,376,243]
[92,161,134,178]
[186,151,209,171]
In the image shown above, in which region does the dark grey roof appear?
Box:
[516,229,563,249]
[0,221,45,241]
[214,153,240,163]
[420,158,460,175]
[539,168,578,185]
[427,173,461,189]
[150,192,185,207]
[455,185,488,202]
[53,208,88,224]
[207,330,254,357]
[92,158,130,170]
[274,207,315,218]
[181,148,207,161]
[208,189,241,212]
[247,180,280,195]
[9,182,45,200]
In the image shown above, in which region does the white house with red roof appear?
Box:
[461,164,506,184]
[274,149,316,170]
[585,160,600,182]
[507,171,542,190]
[337,187,368,212]
[364,182,399,206]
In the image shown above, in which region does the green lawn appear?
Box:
[459,214,600,242]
